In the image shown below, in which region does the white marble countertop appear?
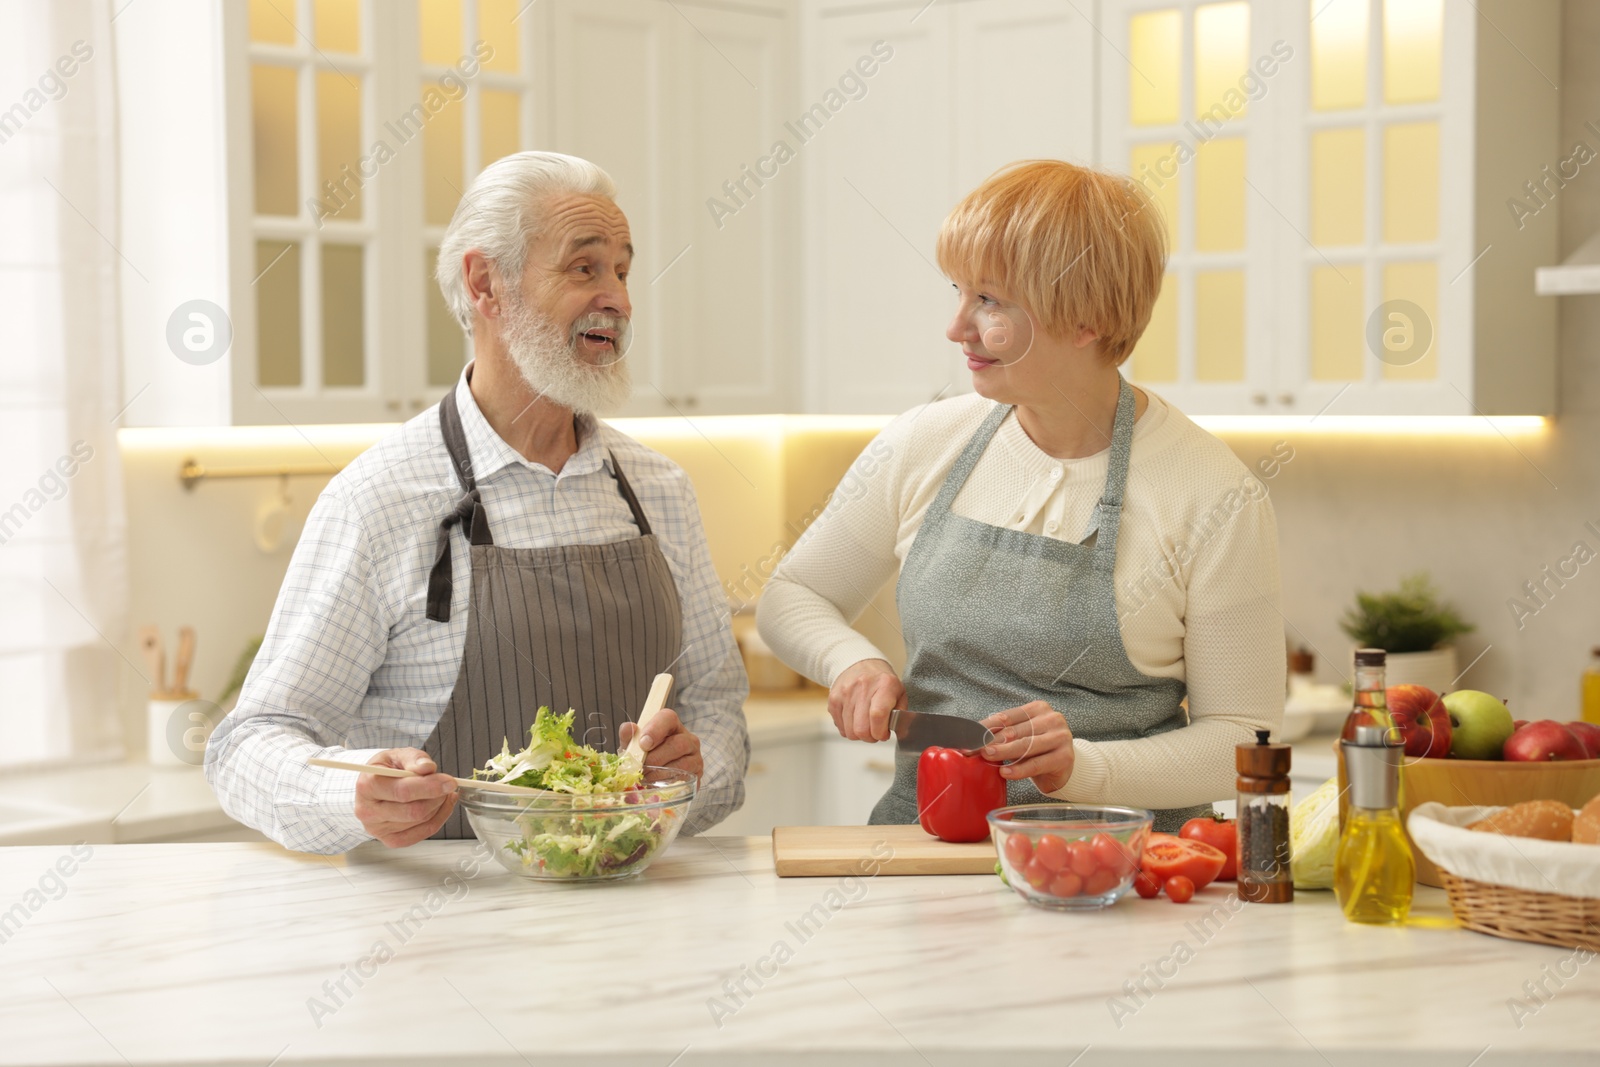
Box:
[2,835,1591,1066]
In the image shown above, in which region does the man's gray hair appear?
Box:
[434,151,617,331]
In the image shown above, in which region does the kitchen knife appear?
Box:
[887,708,994,754]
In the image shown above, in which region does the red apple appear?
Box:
[1387,685,1452,758]
[1564,721,1600,760]
[1513,719,1529,731]
[1503,720,1588,762]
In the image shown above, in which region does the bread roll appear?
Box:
[1468,800,1574,842]
[1574,795,1600,845]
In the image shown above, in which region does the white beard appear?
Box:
[500,298,634,416]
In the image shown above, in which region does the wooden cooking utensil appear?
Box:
[137,624,167,696]
[173,626,197,697]
[307,757,552,796]
[623,673,674,769]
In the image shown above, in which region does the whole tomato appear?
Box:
[1180,814,1238,881]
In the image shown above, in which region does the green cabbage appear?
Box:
[1290,776,1341,890]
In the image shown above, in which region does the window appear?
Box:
[235,0,537,420]
[1102,0,1460,413]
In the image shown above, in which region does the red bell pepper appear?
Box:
[917,746,1006,843]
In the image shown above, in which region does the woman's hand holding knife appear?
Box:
[979,702,1075,794]
[828,658,906,742]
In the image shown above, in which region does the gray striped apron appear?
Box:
[421,383,683,839]
[873,377,1213,834]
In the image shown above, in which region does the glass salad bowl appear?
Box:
[459,767,696,882]
[989,804,1153,911]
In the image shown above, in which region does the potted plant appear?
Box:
[1340,573,1475,693]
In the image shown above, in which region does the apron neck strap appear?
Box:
[1077,376,1137,549]
[427,384,493,622]
[608,451,654,537]
[928,402,1012,520]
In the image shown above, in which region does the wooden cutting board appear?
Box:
[771,824,996,877]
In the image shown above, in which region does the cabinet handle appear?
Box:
[749,762,768,775]
[1277,393,1295,406]
[410,398,425,410]
[865,759,896,773]
[385,399,401,412]
[1250,392,1268,406]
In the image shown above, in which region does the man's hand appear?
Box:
[353,749,458,848]
[619,708,704,784]
[979,701,1075,795]
[828,658,906,742]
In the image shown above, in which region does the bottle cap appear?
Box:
[1237,728,1292,780]
[1354,648,1387,667]
[1288,647,1314,674]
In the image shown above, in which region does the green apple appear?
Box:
[1444,690,1516,760]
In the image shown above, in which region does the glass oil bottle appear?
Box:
[1335,723,1414,925]
[1336,648,1393,835]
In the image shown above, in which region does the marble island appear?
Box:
[2,835,1594,1066]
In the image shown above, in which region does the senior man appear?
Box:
[207,151,749,852]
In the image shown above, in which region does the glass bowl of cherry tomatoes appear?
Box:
[989,804,1153,911]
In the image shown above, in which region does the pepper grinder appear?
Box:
[1236,729,1293,903]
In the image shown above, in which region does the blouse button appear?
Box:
[1045,519,1060,534]
[1050,466,1064,480]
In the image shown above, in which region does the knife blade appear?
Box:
[887,708,994,754]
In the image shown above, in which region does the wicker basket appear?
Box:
[1439,868,1600,952]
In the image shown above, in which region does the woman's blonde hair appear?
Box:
[935,160,1168,365]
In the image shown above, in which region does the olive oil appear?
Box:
[1336,724,1414,925]
[1335,807,1415,924]
[1582,646,1600,725]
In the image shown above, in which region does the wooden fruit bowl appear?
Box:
[1400,757,1600,887]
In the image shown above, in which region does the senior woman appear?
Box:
[757,160,1284,832]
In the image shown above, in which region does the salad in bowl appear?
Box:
[460,707,696,881]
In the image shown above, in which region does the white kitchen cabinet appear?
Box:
[514,0,799,418]
[1104,0,1561,416]
[815,732,897,826]
[127,0,794,428]
[800,0,1097,415]
[711,730,820,837]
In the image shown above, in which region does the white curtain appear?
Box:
[0,0,127,767]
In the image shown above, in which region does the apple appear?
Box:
[1565,721,1600,760]
[1513,719,1529,731]
[1443,690,1516,761]
[1387,685,1452,759]
[1503,720,1588,762]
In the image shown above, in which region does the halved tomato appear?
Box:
[1139,832,1226,890]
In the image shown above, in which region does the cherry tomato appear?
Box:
[1067,840,1099,878]
[1164,874,1195,903]
[1047,870,1084,898]
[1023,857,1052,889]
[1179,814,1239,881]
[1003,833,1033,870]
[1133,871,1163,899]
[1091,832,1136,877]
[1083,867,1120,896]
[1140,833,1227,890]
[1034,834,1069,873]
